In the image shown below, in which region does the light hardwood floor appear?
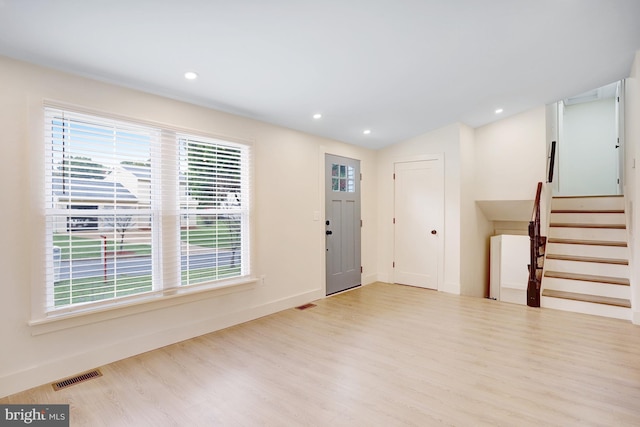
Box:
[3,282,640,426]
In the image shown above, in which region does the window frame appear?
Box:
[34,103,254,325]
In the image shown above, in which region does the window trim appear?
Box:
[33,101,256,326]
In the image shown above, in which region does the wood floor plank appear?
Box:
[3,282,640,426]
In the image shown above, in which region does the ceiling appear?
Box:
[1,0,639,149]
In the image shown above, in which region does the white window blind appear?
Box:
[44,107,250,315]
[179,135,250,285]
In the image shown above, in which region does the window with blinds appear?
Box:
[179,135,249,285]
[44,107,250,314]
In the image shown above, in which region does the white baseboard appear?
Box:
[376,272,390,283]
[633,311,640,325]
[362,274,378,285]
[442,281,461,295]
[0,289,323,399]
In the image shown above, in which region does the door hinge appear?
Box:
[360,219,363,227]
[360,266,363,273]
[393,173,395,180]
[393,261,395,268]
[393,218,395,224]
[360,173,362,181]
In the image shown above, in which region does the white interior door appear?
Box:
[393,158,443,289]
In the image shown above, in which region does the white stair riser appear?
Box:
[542,277,630,299]
[544,196,630,321]
[548,227,627,241]
[541,296,631,320]
[546,243,628,259]
[544,259,628,278]
[549,212,625,225]
[551,197,624,211]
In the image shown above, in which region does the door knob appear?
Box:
[431,230,437,235]
[326,230,333,235]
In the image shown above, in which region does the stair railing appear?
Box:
[528,182,546,307]
[547,140,556,183]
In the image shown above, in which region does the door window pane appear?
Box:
[332,163,356,193]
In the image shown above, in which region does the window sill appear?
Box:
[29,277,261,336]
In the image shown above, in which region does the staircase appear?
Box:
[541,195,631,320]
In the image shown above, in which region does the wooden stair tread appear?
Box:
[542,289,631,308]
[553,195,624,199]
[551,209,624,214]
[549,223,625,229]
[547,238,627,247]
[545,254,628,265]
[544,271,629,286]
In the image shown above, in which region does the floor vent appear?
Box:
[52,369,102,391]
[295,303,316,310]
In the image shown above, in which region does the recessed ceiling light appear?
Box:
[363,129,371,135]
[495,108,504,114]
[313,113,322,119]
[184,71,198,80]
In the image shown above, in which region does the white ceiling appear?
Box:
[1,0,639,149]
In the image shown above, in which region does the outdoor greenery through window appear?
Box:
[44,107,250,314]
[179,135,247,286]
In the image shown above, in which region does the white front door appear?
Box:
[393,158,444,289]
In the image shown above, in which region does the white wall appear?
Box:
[474,107,547,201]
[625,51,640,324]
[493,221,528,236]
[0,50,582,397]
[559,98,617,196]
[0,56,377,398]
[460,124,492,297]
[472,108,547,299]
[546,103,560,195]
[376,123,462,294]
[376,113,543,298]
